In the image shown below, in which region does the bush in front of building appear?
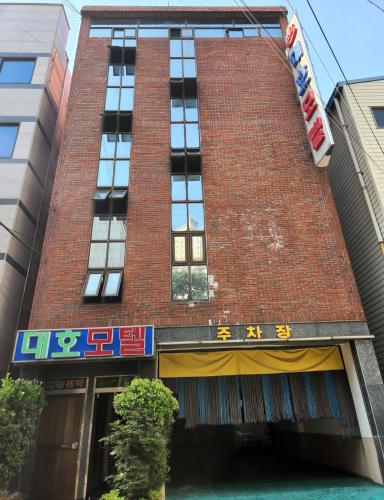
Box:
[0,375,45,496]
[103,378,178,499]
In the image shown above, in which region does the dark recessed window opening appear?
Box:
[372,108,384,128]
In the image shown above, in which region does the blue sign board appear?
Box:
[13,325,154,363]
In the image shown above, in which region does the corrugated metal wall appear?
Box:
[328,84,384,373]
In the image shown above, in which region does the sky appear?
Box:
[6,0,384,103]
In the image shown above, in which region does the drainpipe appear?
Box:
[333,97,384,254]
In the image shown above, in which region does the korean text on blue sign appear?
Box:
[13,325,154,363]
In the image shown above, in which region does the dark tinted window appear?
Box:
[0,124,19,158]
[0,59,35,84]
[372,108,384,128]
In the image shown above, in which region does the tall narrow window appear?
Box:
[171,99,200,150]
[170,39,196,79]
[105,48,135,111]
[169,35,208,301]
[84,42,136,301]
[83,216,126,299]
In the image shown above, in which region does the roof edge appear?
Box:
[326,75,384,111]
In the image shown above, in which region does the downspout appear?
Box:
[334,97,384,254]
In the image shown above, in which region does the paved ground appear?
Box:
[167,453,384,500]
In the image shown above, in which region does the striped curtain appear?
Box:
[163,370,358,429]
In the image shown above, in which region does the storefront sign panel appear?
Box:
[13,325,154,363]
[285,13,334,167]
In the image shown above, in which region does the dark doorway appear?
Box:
[87,393,117,500]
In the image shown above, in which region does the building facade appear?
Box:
[15,7,384,499]
[327,77,384,375]
[0,3,70,375]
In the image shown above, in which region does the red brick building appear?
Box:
[16,7,384,499]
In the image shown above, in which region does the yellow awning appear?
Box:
[159,347,344,378]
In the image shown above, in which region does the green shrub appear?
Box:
[103,378,178,499]
[100,489,124,500]
[0,375,45,493]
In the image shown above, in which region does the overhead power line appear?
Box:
[367,0,384,14]
[0,221,41,255]
[233,0,384,174]
[304,0,384,157]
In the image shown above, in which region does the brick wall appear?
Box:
[29,10,365,330]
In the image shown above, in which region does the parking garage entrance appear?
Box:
[159,346,379,491]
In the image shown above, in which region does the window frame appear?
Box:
[372,107,384,128]
[170,98,201,152]
[0,58,36,84]
[83,215,127,301]
[0,123,19,159]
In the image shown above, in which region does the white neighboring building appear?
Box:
[327,76,384,375]
[0,3,70,374]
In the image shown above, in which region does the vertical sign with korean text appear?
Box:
[285,13,334,167]
[12,325,155,363]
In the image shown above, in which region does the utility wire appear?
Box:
[0,221,41,255]
[304,0,384,157]
[233,0,384,171]
[367,0,384,14]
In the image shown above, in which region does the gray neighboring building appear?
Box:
[0,3,70,375]
[327,77,384,375]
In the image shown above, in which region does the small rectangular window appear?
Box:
[92,217,109,240]
[172,266,189,301]
[372,108,384,128]
[226,29,244,38]
[188,203,204,231]
[97,160,114,187]
[185,99,198,122]
[120,88,134,111]
[170,28,182,39]
[185,123,199,148]
[183,59,196,78]
[170,40,182,57]
[195,29,225,38]
[114,160,130,187]
[182,40,195,58]
[138,28,169,38]
[171,175,187,201]
[0,59,35,84]
[83,272,103,297]
[122,65,135,86]
[171,99,184,122]
[173,235,187,263]
[102,271,123,297]
[89,28,112,38]
[105,88,120,111]
[187,175,202,200]
[191,235,205,262]
[170,59,183,79]
[100,133,117,157]
[172,203,188,231]
[0,124,19,158]
[171,123,185,149]
[191,265,208,300]
[89,242,108,268]
[116,134,131,157]
[108,242,125,268]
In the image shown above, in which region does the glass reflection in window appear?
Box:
[171,175,186,201]
[191,265,208,300]
[188,203,204,230]
[172,203,187,231]
[172,266,189,300]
